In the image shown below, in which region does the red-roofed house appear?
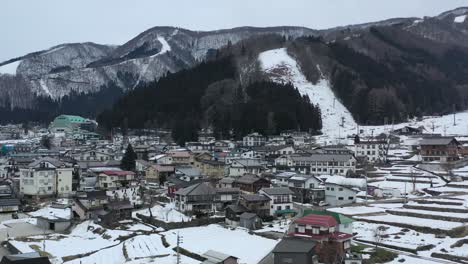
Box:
[289,214,353,263]
[98,170,136,189]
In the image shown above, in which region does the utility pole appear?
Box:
[176,232,182,264]
[453,104,456,126]
[365,171,368,205]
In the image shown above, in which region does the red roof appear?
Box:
[294,214,337,228]
[288,231,353,241]
[101,170,135,176]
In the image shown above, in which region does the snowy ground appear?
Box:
[163,225,279,264]
[132,203,191,223]
[327,206,385,216]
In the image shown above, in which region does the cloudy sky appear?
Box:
[2,0,468,62]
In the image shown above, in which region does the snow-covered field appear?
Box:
[163,225,279,264]
[354,214,463,230]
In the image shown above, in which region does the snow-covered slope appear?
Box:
[259,48,357,141]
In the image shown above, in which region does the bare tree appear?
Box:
[373,226,386,248]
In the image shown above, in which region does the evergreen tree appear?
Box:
[121,144,137,171]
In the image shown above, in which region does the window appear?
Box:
[339,188,343,191]
[348,196,354,200]
[309,183,315,188]
[326,187,330,191]
[338,197,344,200]
[331,188,335,191]
[281,258,293,264]
[312,228,319,234]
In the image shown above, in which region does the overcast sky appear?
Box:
[2,0,468,62]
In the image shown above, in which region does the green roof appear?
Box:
[54,115,87,123]
[303,209,354,224]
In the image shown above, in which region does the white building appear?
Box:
[259,187,294,216]
[19,158,74,197]
[354,138,387,163]
[323,183,357,206]
[275,154,356,176]
[228,159,266,177]
[243,132,266,147]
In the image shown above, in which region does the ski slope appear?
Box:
[259,48,357,142]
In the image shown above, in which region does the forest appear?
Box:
[97,56,322,145]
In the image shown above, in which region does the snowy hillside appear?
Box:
[259,48,357,142]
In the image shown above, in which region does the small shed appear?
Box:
[239,212,262,230]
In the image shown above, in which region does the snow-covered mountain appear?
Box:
[0,26,316,109]
[2,7,468,122]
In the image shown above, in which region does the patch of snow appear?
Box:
[132,203,191,223]
[150,36,171,58]
[454,15,467,23]
[0,60,21,75]
[163,224,278,264]
[354,214,463,230]
[28,206,71,220]
[259,48,357,142]
[39,79,53,98]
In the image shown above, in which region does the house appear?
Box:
[175,166,202,182]
[135,159,152,176]
[201,250,239,264]
[0,199,20,213]
[167,150,193,165]
[392,126,424,135]
[254,145,295,159]
[419,137,461,163]
[238,193,270,218]
[98,200,134,226]
[233,174,271,193]
[228,159,266,177]
[35,205,72,232]
[259,187,295,217]
[324,183,357,206]
[145,165,174,185]
[72,190,109,220]
[239,212,263,230]
[218,177,235,188]
[73,150,115,162]
[225,204,248,227]
[303,209,354,235]
[97,170,136,189]
[194,159,225,179]
[354,135,387,163]
[275,154,356,176]
[215,188,240,210]
[174,182,216,213]
[165,176,203,197]
[0,252,52,264]
[151,154,173,165]
[272,237,317,264]
[289,214,353,263]
[19,158,74,198]
[273,171,297,186]
[242,132,266,147]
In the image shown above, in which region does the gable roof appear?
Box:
[235,174,270,185]
[420,137,459,146]
[272,237,316,253]
[260,187,293,196]
[294,214,338,227]
[175,182,216,196]
[302,210,354,225]
[202,250,238,264]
